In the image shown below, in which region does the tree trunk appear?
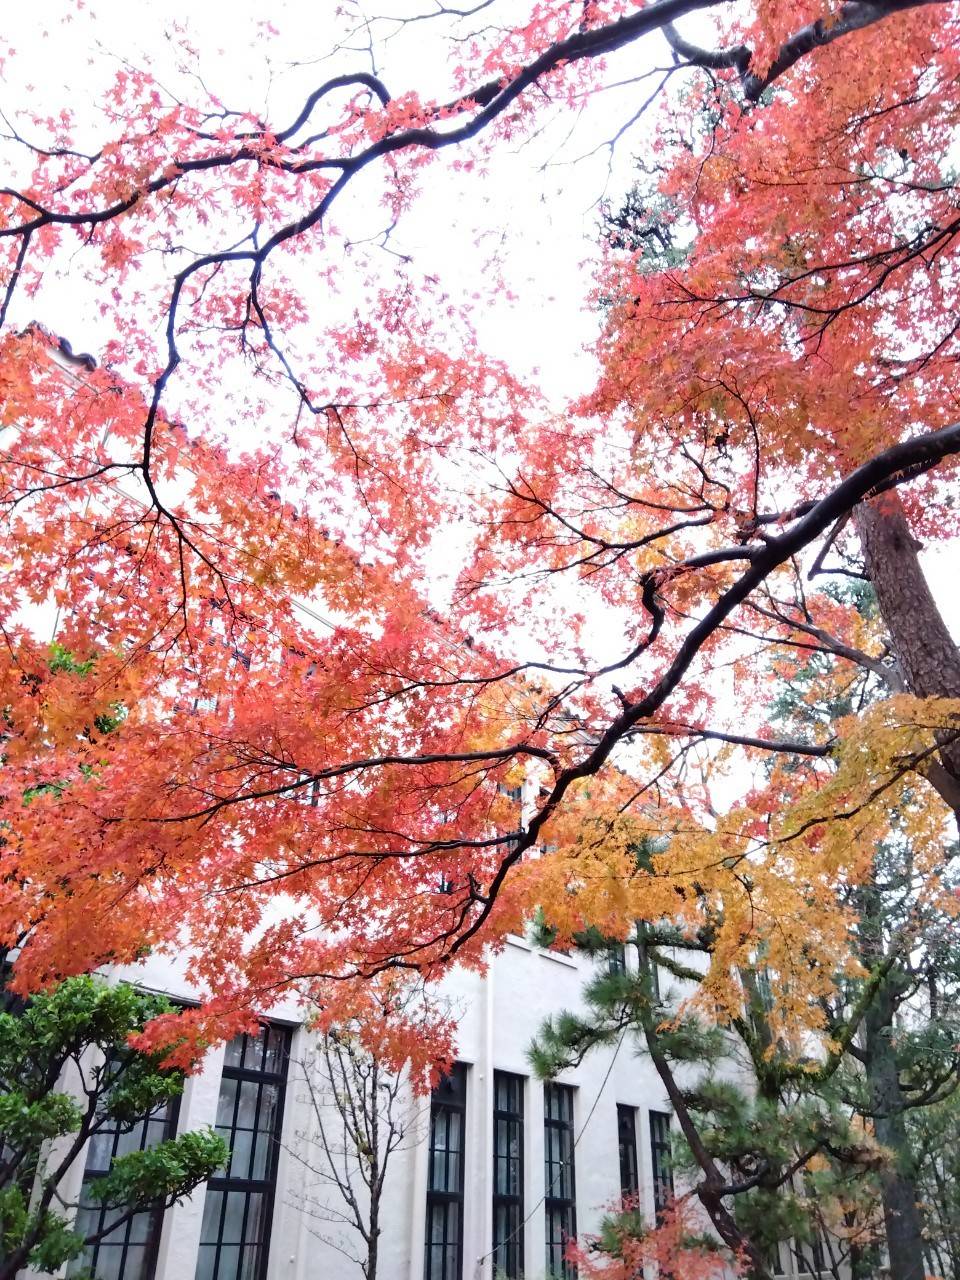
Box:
[367,1192,379,1280]
[855,493,960,816]
[853,859,929,1280]
[862,984,927,1280]
[641,1019,771,1280]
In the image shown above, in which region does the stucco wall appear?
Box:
[86,937,678,1280]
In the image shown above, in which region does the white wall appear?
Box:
[99,936,676,1280]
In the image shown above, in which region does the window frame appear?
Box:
[543,1082,577,1280]
[492,1070,525,1279]
[195,1024,291,1280]
[649,1109,674,1218]
[616,1104,639,1202]
[68,1057,181,1280]
[497,782,523,854]
[424,1062,468,1280]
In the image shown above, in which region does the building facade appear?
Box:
[39,934,681,1280]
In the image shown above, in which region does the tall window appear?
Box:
[649,954,661,1003]
[794,1234,826,1274]
[543,1083,576,1280]
[606,944,627,974]
[649,1110,674,1216]
[69,1074,178,1280]
[195,1025,290,1280]
[424,1062,468,1280]
[492,1071,524,1278]
[616,1105,639,1201]
[498,783,523,853]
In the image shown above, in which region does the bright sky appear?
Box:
[2,0,681,400]
[3,0,956,642]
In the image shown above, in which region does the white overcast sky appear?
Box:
[3,0,956,638]
[4,0,672,399]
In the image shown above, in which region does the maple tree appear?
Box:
[1,0,959,1115]
[565,1196,732,1280]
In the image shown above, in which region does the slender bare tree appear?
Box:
[285,1030,419,1280]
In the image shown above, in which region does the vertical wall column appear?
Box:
[154,1042,226,1280]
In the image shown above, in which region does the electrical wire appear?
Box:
[471,1024,630,1279]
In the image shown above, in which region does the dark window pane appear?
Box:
[243,1032,264,1072]
[235,1080,260,1129]
[240,1244,260,1280]
[223,1038,244,1070]
[544,1084,576,1279]
[95,1250,124,1280]
[128,1211,153,1245]
[195,1027,290,1280]
[649,1110,674,1217]
[229,1127,253,1180]
[200,1191,223,1240]
[222,1191,246,1243]
[195,1247,216,1280]
[244,1194,264,1245]
[263,1029,285,1075]
[617,1105,639,1199]
[215,1077,238,1130]
[493,1071,524,1277]
[217,1244,240,1280]
[86,1128,116,1172]
[424,1063,467,1280]
[122,1246,148,1280]
[250,1129,272,1181]
[429,1105,463,1193]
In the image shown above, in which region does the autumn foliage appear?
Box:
[1,0,959,1084]
[566,1196,735,1280]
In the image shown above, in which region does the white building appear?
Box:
[46,936,677,1280]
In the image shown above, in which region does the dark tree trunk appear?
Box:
[854,494,960,1274]
[641,1018,772,1280]
[855,493,960,816]
[856,866,926,1280]
[862,984,926,1280]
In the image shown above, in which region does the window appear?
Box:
[493,1072,524,1278]
[69,1065,179,1280]
[606,944,627,974]
[195,1025,290,1280]
[425,1062,468,1280]
[794,1234,826,1275]
[649,953,661,1002]
[544,1083,577,1279]
[616,1105,639,1201]
[649,1111,674,1216]
[498,782,523,853]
